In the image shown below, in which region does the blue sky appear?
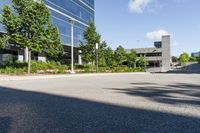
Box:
[95,0,200,56]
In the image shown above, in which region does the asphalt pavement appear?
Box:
[0,73,200,133]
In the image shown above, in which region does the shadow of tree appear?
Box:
[106,82,200,106]
[0,86,200,132]
[0,117,12,133]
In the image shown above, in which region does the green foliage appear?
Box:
[189,56,200,62]
[43,26,63,58]
[0,61,67,74]
[74,64,144,73]
[31,61,67,73]
[0,0,63,73]
[0,61,27,75]
[114,45,126,65]
[196,57,200,64]
[0,67,26,75]
[172,56,178,62]
[137,56,146,67]
[98,41,107,67]
[179,52,189,64]
[105,46,116,67]
[0,35,10,49]
[80,21,100,63]
[127,49,137,67]
[111,67,144,73]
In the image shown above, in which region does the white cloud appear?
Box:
[128,0,152,13]
[146,29,170,41]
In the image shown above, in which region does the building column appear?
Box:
[78,50,82,65]
[18,49,24,62]
[161,35,171,72]
[38,53,46,62]
[24,47,29,62]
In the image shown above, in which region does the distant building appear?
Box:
[191,51,200,57]
[126,35,171,72]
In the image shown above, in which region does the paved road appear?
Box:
[170,63,200,73]
[0,73,200,133]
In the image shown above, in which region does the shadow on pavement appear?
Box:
[0,117,12,133]
[106,83,200,106]
[0,86,200,132]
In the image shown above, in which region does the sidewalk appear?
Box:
[0,72,150,81]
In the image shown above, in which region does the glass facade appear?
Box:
[0,0,95,47]
[0,0,12,33]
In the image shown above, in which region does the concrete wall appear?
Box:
[161,35,171,72]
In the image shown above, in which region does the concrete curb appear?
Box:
[0,72,150,81]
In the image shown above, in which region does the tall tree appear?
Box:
[0,0,63,73]
[0,35,10,49]
[172,56,178,62]
[80,21,100,64]
[127,49,137,67]
[114,45,126,66]
[98,41,107,67]
[105,46,116,67]
[137,55,146,67]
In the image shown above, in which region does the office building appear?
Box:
[0,0,94,64]
[191,51,200,58]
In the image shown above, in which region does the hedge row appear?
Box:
[0,62,144,75]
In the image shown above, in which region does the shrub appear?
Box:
[0,67,26,75]
[31,61,67,74]
[0,61,67,74]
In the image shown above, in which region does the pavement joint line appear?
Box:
[0,72,150,81]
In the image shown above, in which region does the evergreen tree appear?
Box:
[105,46,116,67]
[80,21,100,64]
[114,45,126,66]
[137,56,146,67]
[127,49,137,67]
[98,41,107,67]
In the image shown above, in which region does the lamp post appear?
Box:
[69,18,75,74]
[143,48,147,72]
[96,43,99,73]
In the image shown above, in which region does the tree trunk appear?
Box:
[28,50,31,74]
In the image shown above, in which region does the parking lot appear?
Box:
[0,73,200,132]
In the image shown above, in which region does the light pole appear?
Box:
[96,43,99,73]
[143,49,147,72]
[69,18,75,74]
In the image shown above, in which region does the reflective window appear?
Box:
[47,0,94,46]
[0,0,95,47]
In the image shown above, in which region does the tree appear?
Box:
[114,45,126,66]
[179,52,189,65]
[172,56,178,62]
[189,56,200,62]
[127,49,137,68]
[0,0,63,73]
[0,35,10,49]
[105,47,116,67]
[80,21,100,64]
[98,41,107,67]
[137,56,146,67]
